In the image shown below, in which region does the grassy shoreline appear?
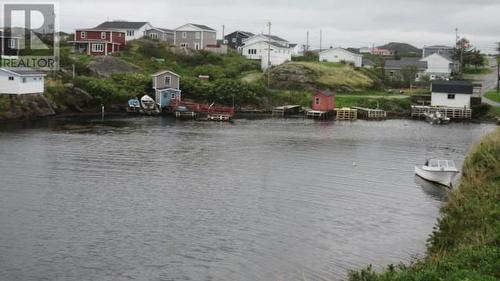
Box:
[347,128,500,281]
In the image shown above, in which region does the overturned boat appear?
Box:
[415,159,459,187]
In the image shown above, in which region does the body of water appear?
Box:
[0,117,495,281]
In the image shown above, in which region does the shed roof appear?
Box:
[431,81,473,94]
[152,70,181,78]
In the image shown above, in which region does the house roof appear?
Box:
[425,45,454,49]
[147,27,174,34]
[96,21,149,29]
[0,68,45,76]
[262,34,287,42]
[152,70,181,78]
[77,28,123,32]
[385,58,427,70]
[224,30,254,38]
[315,89,335,96]
[190,24,216,31]
[289,43,298,48]
[431,81,473,94]
[319,47,362,57]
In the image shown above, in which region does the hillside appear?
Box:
[378,42,421,57]
[269,61,381,91]
[348,128,500,281]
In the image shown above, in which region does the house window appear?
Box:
[171,93,176,99]
[389,71,394,77]
[22,78,27,83]
[165,76,171,86]
[7,39,16,49]
[248,49,257,55]
[447,94,455,100]
[8,76,14,81]
[232,38,237,43]
[81,31,86,39]
[150,33,158,40]
[91,43,104,52]
[101,32,106,39]
[194,43,200,50]
[315,97,320,105]
[127,30,135,37]
[195,32,200,39]
[180,43,188,49]
[182,32,187,39]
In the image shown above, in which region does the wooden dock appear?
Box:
[335,108,357,121]
[306,110,333,120]
[272,105,302,117]
[175,111,197,120]
[352,107,386,120]
[411,106,471,120]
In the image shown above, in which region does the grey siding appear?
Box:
[154,73,180,90]
[175,31,217,49]
[146,30,174,44]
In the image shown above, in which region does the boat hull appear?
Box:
[414,166,457,187]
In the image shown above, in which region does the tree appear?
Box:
[401,65,419,87]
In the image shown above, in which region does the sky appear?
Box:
[6,0,500,53]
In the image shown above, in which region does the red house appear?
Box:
[312,90,335,112]
[71,28,126,56]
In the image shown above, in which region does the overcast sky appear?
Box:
[10,0,500,53]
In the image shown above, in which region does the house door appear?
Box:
[194,43,200,50]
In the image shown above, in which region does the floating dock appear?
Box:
[335,108,357,121]
[411,106,471,120]
[352,107,386,120]
[306,110,333,120]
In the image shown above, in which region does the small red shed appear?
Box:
[312,90,335,111]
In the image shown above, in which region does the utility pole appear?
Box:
[319,29,322,53]
[267,21,271,88]
[497,42,500,92]
[222,24,225,39]
[306,31,309,52]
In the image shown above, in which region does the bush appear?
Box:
[0,95,10,112]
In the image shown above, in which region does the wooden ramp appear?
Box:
[352,107,386,120]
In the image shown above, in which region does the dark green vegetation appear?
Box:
[348,129,500,281]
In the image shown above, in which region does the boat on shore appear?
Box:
[415,159,459,187]
[140,95,160,115]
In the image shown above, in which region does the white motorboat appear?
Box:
[415,159,459,187]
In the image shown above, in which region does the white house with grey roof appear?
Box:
[95,21,152,41]
[0,68,45,95]
[420,53,458,80]
[174,23,217,50]
[319,47,363,67]
[240,33,293,69]
[431,80,473,108]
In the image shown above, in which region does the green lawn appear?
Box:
[463,67,492,75]
[484,90,500,103]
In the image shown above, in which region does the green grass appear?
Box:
[241,71,263,83]
[484,90,500,103]
[347,129,500,281]
[463,68,492,75]
[336,96,412,112]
